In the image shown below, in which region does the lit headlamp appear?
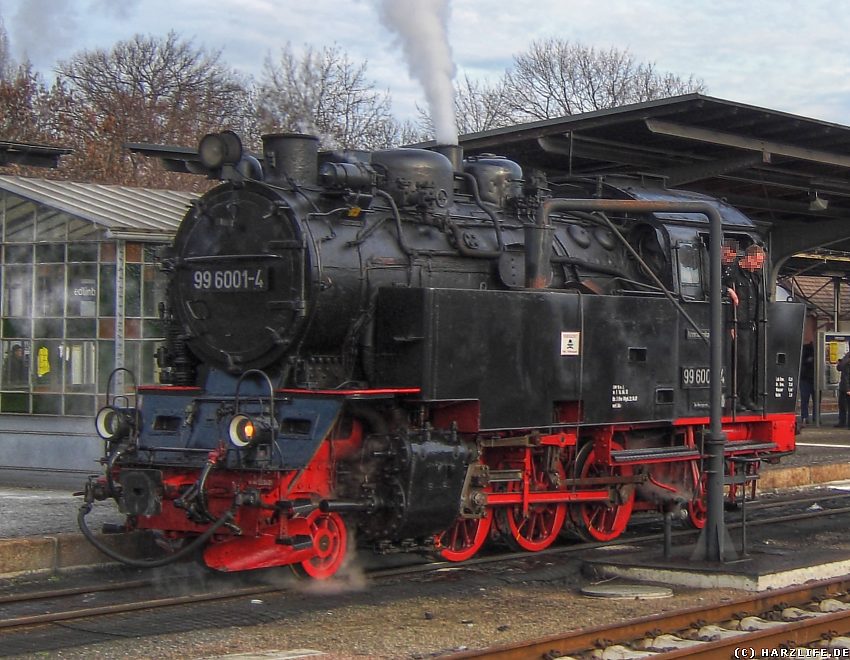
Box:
[228,413,274,448]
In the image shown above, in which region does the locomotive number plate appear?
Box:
[681,366,725,389]
[191,267,269,292]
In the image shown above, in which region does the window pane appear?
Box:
[100,242,116,263]
[32,394,62,415]
[67,218,100,241]
[140,341,158,384]
[5,244,33,263]
[142,265,165,317]
[63,341,97,390]
[126,243,143,263]
[36,243,65,263]
[98,318,115,339]
[67,264,98,317]
[4,199,35,242]
[125,264,141,317]
[1,340,30,390]
[67,318,96,338]
[143,319,164,338]
[36,210,66,242]
[2,318,31,338]
[33,341,62,391]
[35,264,65,317]
[64,394,95,416]
[98,340,115,394]
[143,245,160,263]
[99,265,116,317]
[34,318,63,338]
[0,393,30,413]
[3,265,32,317]
[68,242,98,262]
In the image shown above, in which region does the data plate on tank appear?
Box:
[190,266,269,292]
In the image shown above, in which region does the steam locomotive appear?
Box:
[80,131,804,578]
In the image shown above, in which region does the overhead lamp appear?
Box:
[198,130,243,169]
[809,190,829,212]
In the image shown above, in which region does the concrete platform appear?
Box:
[585,546,850,591]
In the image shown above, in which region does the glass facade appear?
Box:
[0,190,168,416]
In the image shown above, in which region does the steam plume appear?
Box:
[376,0,458,145]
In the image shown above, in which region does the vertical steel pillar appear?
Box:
[535,199,733,562]
[113,240,126,392]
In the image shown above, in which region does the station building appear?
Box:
[0,175,195,486]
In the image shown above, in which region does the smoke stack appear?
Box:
[434,144,463,172]
[262,133,319,188]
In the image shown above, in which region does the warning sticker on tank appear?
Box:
[560,332,580,356]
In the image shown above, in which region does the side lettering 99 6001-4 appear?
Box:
[681,366,725,389]
[192,268,268,292]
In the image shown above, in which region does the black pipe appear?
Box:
[318,499,372,513]
[77,502,234,568]
[535,198,732,563]
[373,189,415,258]
[459,172,506,252]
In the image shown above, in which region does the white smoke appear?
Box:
[376,0,458,145]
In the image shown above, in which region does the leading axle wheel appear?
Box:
[293,511,348,579]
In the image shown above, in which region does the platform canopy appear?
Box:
[0,140,71,169]
[455,94,850,279]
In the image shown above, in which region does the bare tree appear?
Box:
[258,44,401,150]
[0,64,57,144]
[503,38,706,121]
[0,18,14,81]
[453,74,517,134]
[54,32,252,187]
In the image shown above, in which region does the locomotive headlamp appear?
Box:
[199,130,243,169]
[95,405,134,442]
[228,413,274,448]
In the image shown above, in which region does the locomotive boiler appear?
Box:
[79,131,804,577]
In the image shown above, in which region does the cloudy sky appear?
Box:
[1,0,849,127]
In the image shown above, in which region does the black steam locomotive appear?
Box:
[80,131,803,577]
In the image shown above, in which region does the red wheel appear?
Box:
[571,442,634,542]
[293,511,348,579]
[498,461,566,552]
[686,467,707,529]
[436,509,493,562]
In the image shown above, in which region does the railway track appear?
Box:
[448,575,850,659]
[2,489,850,648]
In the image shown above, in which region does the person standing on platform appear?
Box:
[799,340,815,425]
[724,242,764,412]
[836,348,850,428]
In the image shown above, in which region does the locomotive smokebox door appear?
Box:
[171,182,310,373]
